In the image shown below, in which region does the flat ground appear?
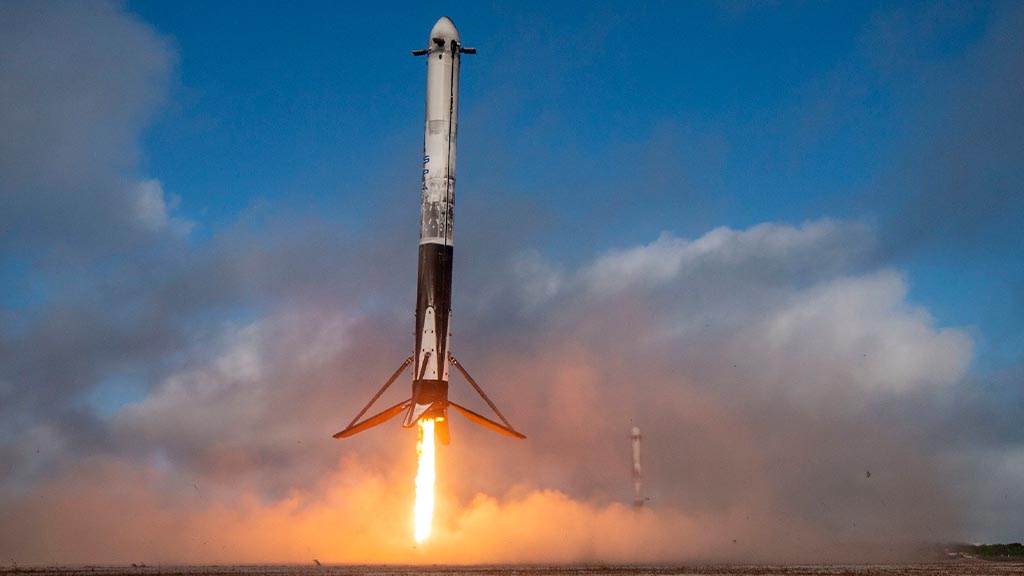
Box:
[3,564,1024,576]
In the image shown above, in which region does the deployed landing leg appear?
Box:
[332,354,525,441]
[333,357,413,438]
[448,355,526,439]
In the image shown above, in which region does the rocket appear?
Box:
[631,426,643,508]
[333,17,524,445]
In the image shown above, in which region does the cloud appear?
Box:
[1,213,976,563]
[0,454,933,565]
[111,308,366,495]
[577,219,872,298]
[0,0,1018,565]
[133,179,192,235]
[734,271,971,398]
[0,0,189,260]
[0,0,195,496]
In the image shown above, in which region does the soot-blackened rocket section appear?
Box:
[333,17,524,445]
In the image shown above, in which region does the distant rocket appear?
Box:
[631,426,643,508]
[334,17,524,445]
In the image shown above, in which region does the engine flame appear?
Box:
[413,418,436,543]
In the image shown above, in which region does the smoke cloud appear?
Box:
[2,217,972,563]
[2,0,1021,566]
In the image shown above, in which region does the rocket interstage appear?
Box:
[333,17,524,444]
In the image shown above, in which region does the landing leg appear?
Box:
[333,357,413,439]
[448,355,525,439]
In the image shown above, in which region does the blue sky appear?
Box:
[2,0,1023,561]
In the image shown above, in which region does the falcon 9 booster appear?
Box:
[333,17,524,445]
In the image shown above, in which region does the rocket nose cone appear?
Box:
[429,16,460,43]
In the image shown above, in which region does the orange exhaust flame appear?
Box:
[413,418,435,543]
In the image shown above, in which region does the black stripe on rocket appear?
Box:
[404,242,453,426]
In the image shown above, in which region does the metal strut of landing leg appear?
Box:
[333,357,413,438]
[417,351,432,381]
[448,355,526,439]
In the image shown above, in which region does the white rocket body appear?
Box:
[420,18,459,249]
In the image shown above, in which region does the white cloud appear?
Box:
[501,219,968,401]
[3,215,983,558]
[734,270,972,400]
[117,320,266,445]
[512,251,564,311]
[114,309,356,463]
[133,179,192,235]
[578,219,872,297]
[0,0,182,256]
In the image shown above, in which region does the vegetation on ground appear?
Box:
[950,542,1024,560]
